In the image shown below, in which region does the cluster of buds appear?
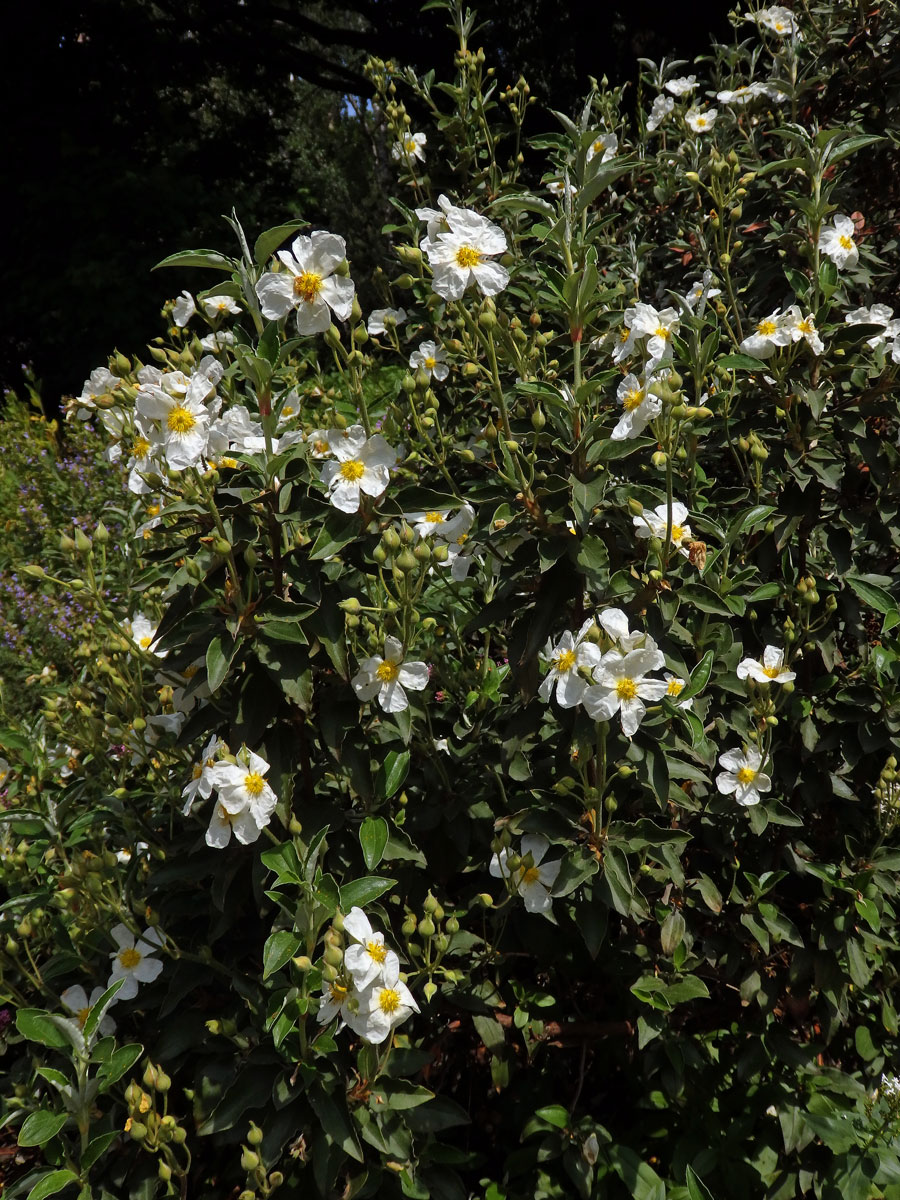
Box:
[124,1063,189,1192]
[401,891,460,1000]
[237,1121,284,1199]
[875,756,900,835]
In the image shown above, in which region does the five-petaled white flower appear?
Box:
[582,648,668,737]
[845,305,900,350]
[647,94,674,131]
[663,672,693,710]
[665,75,697,95]
[366,307,407,335]
[539,618,603,708]
[353,962,420,1044]
[256,231,355,335]
[819,215,859,270]
[107,923,164,1000]
[750,5,799,36]
[343,907,400,990]
[490,834,561,915]
[586,132,618,163]
[181,734,224,815]
[351,636,429,714]
[716,747,772,807]
[737,644,796,685]
[683,271,722,313]
[201,294,241,319]
[686,107,718,133]
[404,506,472,541]
[135,370,219,470]
[172,290,196,327]
[409,340,449,381]
[319,425,398,513]
[61,985,116,1035]
[391,131,426,163]
[781,306,825,355]
[740,309,792,358]
[612,374,662,441]
[424,205,509,301]
[206,748,278,848]
[632,501,693,557]
[629,303,680,363]
[129,613,165,657]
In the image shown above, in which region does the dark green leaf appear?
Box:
[263,930,302,979]
[359,816,389,871]
[18,1110,68,1147]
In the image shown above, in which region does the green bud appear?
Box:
[531,405,546,431]
[129,1121,147,1141]
[158,1162,172,1183]
[244,546,258,568]
[241,1149,260,1172]
[478,310,498,330]
[59,534,76,553]
[418,917,436,938]
[445,916,460,934]
[74,527,93,554]
[414,541,432,563]
[396,548,418,573]
[339,597,362,614]
[213,537,233,555]
[423,892,439,913]
[477,892,494,908]
[247,1123,264,1146]
[394,273,415,289]
[269,1171,284,1188]
[94,521,110,544]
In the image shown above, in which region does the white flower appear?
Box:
[367,307,407,335]
[685,107,718,133]
[881,1074,900,1102]
[199,330,236,352]
[316,975,359,1031]
[351,636,428,714]
[0,756,10,789]
[612,374,662,441]
[629,303,680,363]
[539,618,603,708]
[780,306,825,355]
[107,923,164,1001]
[663,672,692,709]
[819,215,859,270]
[206,748,278,848]
[665,75,697,95]
[201,294,241,319]
[716,84,759,105]
[391,131,426,163]
[611,319,640,364]
[343,907,399,990]
[319,425,398,513]
[586,132,618,163]
[172,290,196,327]
[61,985,116,1035]
[647,94,675,131]
[424,206,509,301]
[490,834,561,915]
[129,613,165,657]
[409,340,449,382]
[305,428,333,458]
[256,231,355,335]
[135,371,218,470]
[750,5,799,36]
[845,304,899,349]
[404,505,472,541]
[70,366,119,420]
[716,747,772,807]
[415,193,455,243]
[181,734,224,815]
[740,309,792,358]
[582,648,668,736]
[351,961,420,1044]
[683,271,722,313]
[632,501,693,557]
[547,178,578,199]
[737,644,796,685]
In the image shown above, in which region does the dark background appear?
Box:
[3,0,735,411]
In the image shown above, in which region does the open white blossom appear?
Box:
[366,307,407,335]
[181,734,224,815]
[612,374,662,441]
[201,294,241,319]
[665,75,697,95]
[716,747,772,807]
[316,975,359,1032]
[107,923,164,1000]
[582,648,669,736]
[256,231,355,335]
[683,271,722,313]
[740,309,793,358]
[351,636,429,714]
[70,366,119,421]
[632,501,693,557]
[172,290,196,327]
[409,340,449,381]
[415,193,455,243]
[352,962,420,1044]
[750,5,800,36]
[318,425,398,513]
[663,672,693,710]
[737,644,796,685]
[781,306,825,355]
[404,505,472,541]
[343,907,400,990]
[540,618,603,708]
[490,834,561,915]
[686,107,718,133]
[845,305,900,349]
[586,132,618,163]
[819,215,859,269]
[128,613,165,657]
[647,94,674,131]
[200,330,236,352]
[629,303,680,363]
[206,748,277,848]
[424,205,509,301]
[391,131,426,163]
[135,369,219,470]
[61,985,116,1036]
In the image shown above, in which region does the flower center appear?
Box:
[378,987,401,1015]
[455,245,483,269]
[424,357,437,370]
[245,772,265,797]
[405,139,417,152]
[192,764,203,780]
[839,235,854,251]
[376,660,400,684]
[521,865,541,884]
[798,319,814,334]
[667,678,684,696]
[757,320,777,337]
[736,766,757,785]
[696,116,708,127]
[139,636,153,648]
[616,677,638,701]
[554,649,577,673]
[619,327,631,342]
[367,940,387,963]
[762,665,781,679]
[132,436,151,458]
[77,1006,91,1028]
[167,405,196,434]
[655,325,671,340]
[118,947,142,969]
[330,982,348,1000]
[313,439,329,455]
[425,511,444,524]
[671,524,684,541]
[339,460,365,482]
[623,389,644,411]
[293,271,323,302]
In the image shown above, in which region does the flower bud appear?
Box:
[129,1121,147,1141]
[396,245,422,265]
[241,1149,260,1172]
[213,537,232,555]
[394,273,415,289]
[74,527,93,554]
[478,310,498,330]
[651,451,668,468]
[158,1162,172,1183]
[247,1123,264,1146]
[269,1171,284,1188]
[396,548,418,573]
[418,917,436,937]
[477,892,494,908]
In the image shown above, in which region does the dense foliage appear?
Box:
[3,2,900,1199]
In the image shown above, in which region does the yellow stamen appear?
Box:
[425,511,444,524]
[757,320,777,337]
[132,436,150,458]
[736,766,757,785]
[616,677,637,701]
[455,245,482,269]
[798,319,814,334]
[667,678,684,697]
[166,405,196,434]
[378,987,401,1015]
[339,460,365,482]
[118,947,141,969]
[623,388,644,412]
[762,666,781,679]
[655,325,671,340]
[554,649,577,673]
[77,1006,91,1029]
[522,866,541,884]
[838,235,854,251]
[376,660,400,684]
[367,940,387,964]
[671,524,684,541]
[293,272,323,302]
[244,772,265,797]
[424,357,437,370]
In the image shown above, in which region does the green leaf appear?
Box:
[680,650,714,701]
[717,353,770,372]
[254,220,308,266]
[685,1165,716,1200]
[359,816,389,871]
[16,1009,71,1050]
[206,633,238,693]
[340,876,396,910]
[83,979,125,1043]
[153,249,236,272]
[375,750,410,801]
[26,1170,80,1200]
[97,1043,143,1091]
[18,1110,68,1147]
[677,585,733,617]
[81,1130,119,1171]
[846,575,897,616]
[263,930,302,979]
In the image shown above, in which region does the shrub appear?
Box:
[3,3,900,1199]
